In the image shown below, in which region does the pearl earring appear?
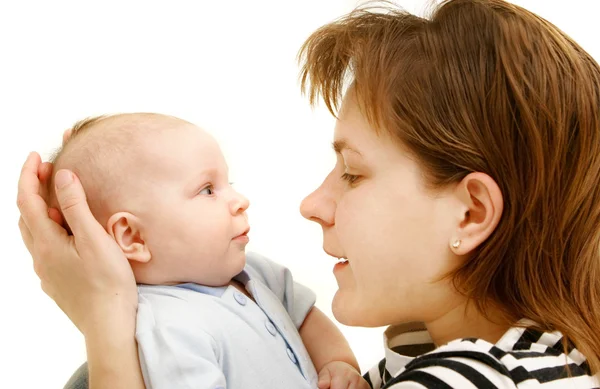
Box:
[451,240,461,249]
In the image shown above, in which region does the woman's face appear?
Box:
[300,92,464,327]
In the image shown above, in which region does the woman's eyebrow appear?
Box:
[332,140,362,156]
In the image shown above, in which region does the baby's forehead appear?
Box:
[54,112,218,186]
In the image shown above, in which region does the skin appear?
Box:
[52,118,252,286]
[17,92,507,387]
[19,114,367,389]
[299,90,508,346]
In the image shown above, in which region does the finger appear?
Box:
[330,374,347,389]
[54,169,105,238]
[17,153,57,238]
[38,162,54,206]
[356,377,370,389]
[63,128,72,145]
[357,376,371,389]
[48,207,65,227]
[17,152,41,206]
[38,162,53,183]
[318,368,332,389]
[348,376,362,389]
[18,216,34,255]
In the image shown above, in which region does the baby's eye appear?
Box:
[199,185,214,195]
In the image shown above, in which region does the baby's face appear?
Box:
[130,124,250,286]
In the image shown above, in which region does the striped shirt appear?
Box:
[364,320,599,388]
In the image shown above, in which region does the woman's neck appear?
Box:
[425,299,510,347]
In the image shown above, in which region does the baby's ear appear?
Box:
[107,212,151,263]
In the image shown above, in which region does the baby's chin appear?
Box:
[131,250,247,287]
[188,268,246,287]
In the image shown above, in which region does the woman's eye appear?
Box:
[199,185,214,195]
[341,172,361,185]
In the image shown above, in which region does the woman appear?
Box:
[18,0,600,387]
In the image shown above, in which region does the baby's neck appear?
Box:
[228,279,253,299]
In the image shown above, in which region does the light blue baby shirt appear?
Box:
[136,251,319,389]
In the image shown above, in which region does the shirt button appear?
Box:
[286,347,297,364]
[265,320,277,336]
[233,291,247,306]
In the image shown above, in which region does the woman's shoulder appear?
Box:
[370,324,599,388]
[376,337,518,389]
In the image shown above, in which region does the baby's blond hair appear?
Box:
[48,113,190,226]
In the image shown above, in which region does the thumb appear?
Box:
[318,367,332,389]
[54,169,105,239]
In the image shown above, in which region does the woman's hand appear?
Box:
[17,152,138,335]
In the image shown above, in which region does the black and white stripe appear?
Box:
[364,321,599,388]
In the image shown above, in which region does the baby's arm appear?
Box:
[245,252,368,388]
[300,307,369,389]
[299,307,359,372]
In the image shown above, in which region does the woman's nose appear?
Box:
[300,170,338,227]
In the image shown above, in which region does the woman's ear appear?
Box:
[106,212,151,263]
[449,172,503,255]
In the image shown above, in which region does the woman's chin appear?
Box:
[331,289,364,326]
[332,289,387,327]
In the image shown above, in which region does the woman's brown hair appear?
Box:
[299,0,600,374]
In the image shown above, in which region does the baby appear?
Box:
[47,113,368,389]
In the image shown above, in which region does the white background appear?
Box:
[1,1,598,387]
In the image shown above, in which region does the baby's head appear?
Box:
[48,113,250,286]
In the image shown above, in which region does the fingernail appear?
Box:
[55,170,73,189]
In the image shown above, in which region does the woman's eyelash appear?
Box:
[341,173,360,184]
